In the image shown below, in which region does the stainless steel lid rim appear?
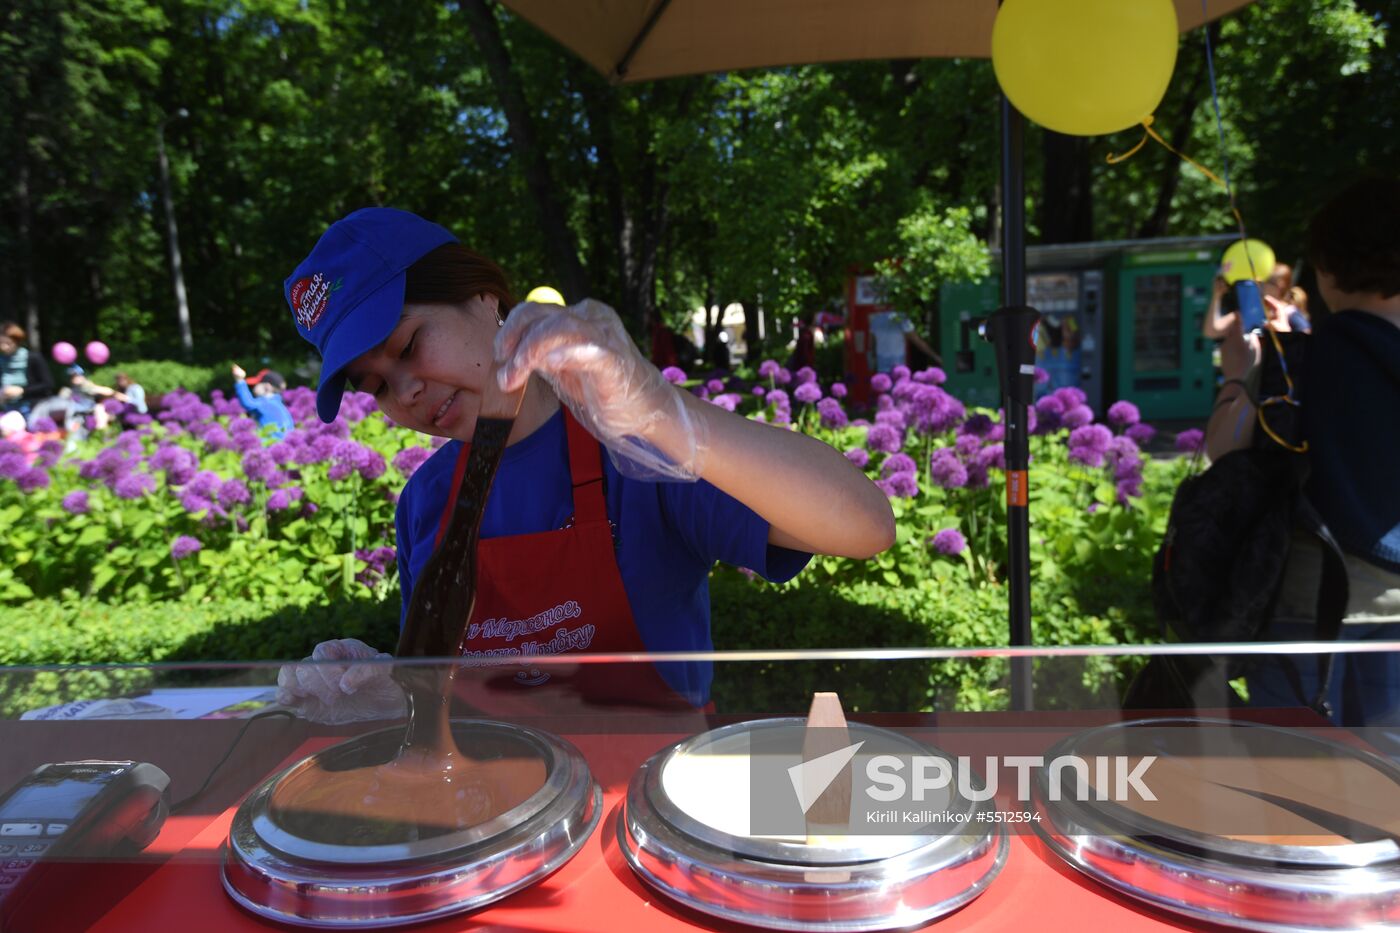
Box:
[625,795,1003,887]
[618,719,1010,931]
[221,721,602,929]
[620,810,1009,933]
[1034,828,1396,933]
[223,784,601,929]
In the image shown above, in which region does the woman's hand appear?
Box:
[275,638,406,724]
[231,364,247,381]
[495,299,707,481]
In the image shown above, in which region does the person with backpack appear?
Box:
[1205,176,1400,727]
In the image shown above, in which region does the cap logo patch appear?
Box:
[290,273,341,330]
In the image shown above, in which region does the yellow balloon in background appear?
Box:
[1220,239,1277,284]
[525,285,566,306]
[992,0,1179,137]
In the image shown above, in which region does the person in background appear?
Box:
[78,371,147,414]
[1204,262,1309,341]
[0,322,53,417]
[1205,175,1400,727]
[231,364,295,440]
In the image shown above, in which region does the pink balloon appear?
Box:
[52,342,77,365]
[85,341,110,366]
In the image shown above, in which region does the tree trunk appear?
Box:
[460,0,590,302]
[15,159,41,349]
[1039,130,1094,244]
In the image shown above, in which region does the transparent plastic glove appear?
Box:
[274,638,406,725]
[495,299,709,482]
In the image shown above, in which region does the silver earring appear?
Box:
[496,316,505,327]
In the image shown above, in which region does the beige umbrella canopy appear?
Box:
[499,0,1254,83]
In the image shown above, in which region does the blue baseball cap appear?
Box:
[284,207,457,422]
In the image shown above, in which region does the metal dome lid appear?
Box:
[620,717,1007,932]
[1033,718,1400,933]
[222,719,600,929]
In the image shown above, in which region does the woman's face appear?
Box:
[344,294,500,442]
[0,336,15,356]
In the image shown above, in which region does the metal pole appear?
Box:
[157,111,193,359]
[998,92,1034,712]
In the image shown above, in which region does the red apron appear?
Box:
[433,410,705,714]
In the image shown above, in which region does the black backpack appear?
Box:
[1123,330,1350,716]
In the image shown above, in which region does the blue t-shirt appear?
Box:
[394,409,811,703]
[234,381,295,439]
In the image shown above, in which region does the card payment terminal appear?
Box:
[0,761,170,930]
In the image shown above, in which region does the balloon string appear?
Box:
[1104,116,1227,190]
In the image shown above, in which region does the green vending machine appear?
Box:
[941,276,1003,410]
[1107,247,1218,421]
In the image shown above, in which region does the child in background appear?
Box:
[231,364,295,440]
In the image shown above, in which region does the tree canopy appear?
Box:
[1,0,1392,361]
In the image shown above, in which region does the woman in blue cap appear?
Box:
[276,208,895,721]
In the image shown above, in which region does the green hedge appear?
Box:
[3,571,1146,717]
[86,355,316,398]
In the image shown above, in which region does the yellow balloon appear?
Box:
[1220,239,1277,284]
[525,285,565,306]
[992,0,1179,137]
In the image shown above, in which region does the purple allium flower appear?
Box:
[960,413,994,438]
[1116,475,1144,505]
[266,489,293,511]
[179,489,212,515]
[766,389,790,410]
[1053,386,1088,409]
[795,366,818,385]
[710,393,741,412]
[706,378,726,394]
[61,490,90,514]
[845,448,870,469]
[1033,367,1050,385]
[241,449,278,484]
[830,382,847,398]
[0,452,27,480]
[870,373,893,393]
[17,468,49,493]
[393,446,433,478]
[776,368,792,385]
[31,416,58,433]
[1034,394,1066,418]
[1061,405,1094,429]
[1126,423,1158,446]
[875,408,907,430]
[955,434,982,460]
[1175,429,1205,453]
[1068,424,1113,456]
[1107,400,1141,429]
[1068,444,1106,468]
[793,382,822,404]
[113,472,156,499]
[978,443,1006,471]
[187,470,221,499]
[865,423,903,454]
[876,394,894,411]
[661,366,687,385]
[881,452,917,478]
[170,536,201,560]
[752,385,766,397]
[327,462,353,482]
[928,448,968,489]
[931,528,967,556]
[218,478,251,506]
[358,449,387,481]
[816,397,848,429]
[758,359,780,379]
[877,470,920,499]
[892,365,911,382]
[692,386,710,400]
